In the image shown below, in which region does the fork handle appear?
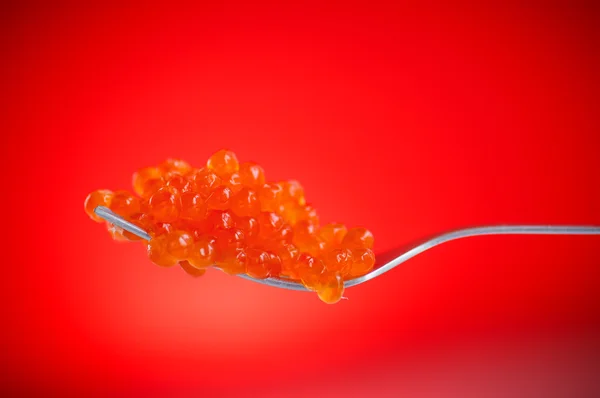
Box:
[346,225,600,288]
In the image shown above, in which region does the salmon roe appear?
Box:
[84,149,376,304]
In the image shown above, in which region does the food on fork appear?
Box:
[84,149,375,304]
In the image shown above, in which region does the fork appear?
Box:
[94,206,600,292]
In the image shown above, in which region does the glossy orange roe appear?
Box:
[84,190,114,222]
[84,149,376,304]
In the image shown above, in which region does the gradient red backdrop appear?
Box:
[2,2,600,397]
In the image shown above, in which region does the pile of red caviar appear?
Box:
[84,150,375,304]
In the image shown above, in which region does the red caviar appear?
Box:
[84,149,376,304]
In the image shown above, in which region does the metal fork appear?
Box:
[94,206,600,291]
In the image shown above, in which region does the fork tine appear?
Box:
[93,206,311,291]
[94,206,152,241]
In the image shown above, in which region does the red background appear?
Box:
[2,2,600,397]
